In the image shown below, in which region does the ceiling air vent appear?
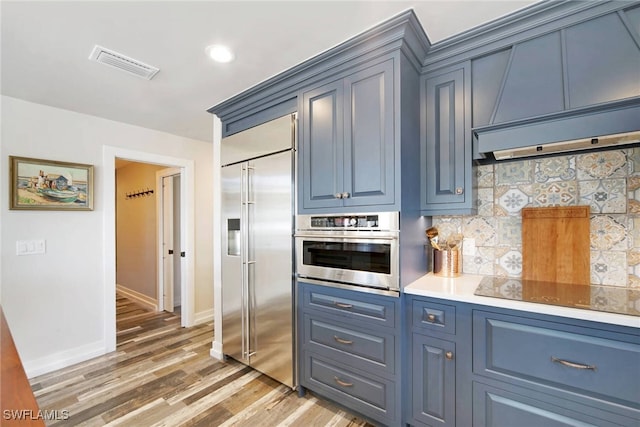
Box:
[89,45,159,80]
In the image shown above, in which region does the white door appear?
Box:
[162,175,175,312]
[172,175,182,308]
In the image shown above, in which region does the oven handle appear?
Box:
[294,233,397,241]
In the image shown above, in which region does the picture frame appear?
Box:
[9,156,94,211]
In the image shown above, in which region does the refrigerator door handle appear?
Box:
[246,165,255,205]
[247,260,257,358]
[246,163,257,359]
[241,164,250,360]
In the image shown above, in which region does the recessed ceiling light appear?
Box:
[205,44,235,63]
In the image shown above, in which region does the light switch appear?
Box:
[16,239,46,255]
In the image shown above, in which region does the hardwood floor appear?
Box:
[29,295,374,426]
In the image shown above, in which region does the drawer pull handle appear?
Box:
[551,357,596,371]
[445,351,454,360]
[334,336,353,345]
[427,313,437,323]
[334,377,353,387]
[334,302,353,309]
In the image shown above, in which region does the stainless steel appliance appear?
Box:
[221,114,295,388]
[295,212,400,295]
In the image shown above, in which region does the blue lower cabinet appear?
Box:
[406,294,640,427]
[303,352,397,424]
[298,281,401,426]
[304,314,396,375]
[473,310,640,408]
[411,334,456,427]
[473,382,632,427]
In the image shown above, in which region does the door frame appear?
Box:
[157,168,182,313]
[103,146,195,352]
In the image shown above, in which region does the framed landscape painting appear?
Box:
[10,156,94,211]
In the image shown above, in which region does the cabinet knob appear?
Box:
[334,193,343,199]
[445,351,454,360]
[427,313,436,323]
[455,187,464,195]
[341,192,350,199]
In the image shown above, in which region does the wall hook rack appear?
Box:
[126,188,154,199]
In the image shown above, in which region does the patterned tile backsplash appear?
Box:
[433,148,640,289]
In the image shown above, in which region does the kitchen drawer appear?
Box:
[300,282,397,328]
[412,299,456,335]
[473,310,640,407]
[302,352,396,424]
[304,314,395,374]
[473,381,633,427]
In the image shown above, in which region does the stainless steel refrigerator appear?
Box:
[221,114,295,388]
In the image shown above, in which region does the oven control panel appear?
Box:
[309,215,378,228]
[297,212,399,232]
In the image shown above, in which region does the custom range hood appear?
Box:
[475,99,640,161]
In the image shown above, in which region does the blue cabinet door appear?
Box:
[342,60,396,208]
[421,64,474,215]
[300,79,344,210]
[411,333,456,427]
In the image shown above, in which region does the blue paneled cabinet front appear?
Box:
[298,281,401,426]
[406,294,640,427]
[420,63,474,216]
[300,59,395,212]
[412,334,456,427]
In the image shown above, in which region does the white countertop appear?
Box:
[404,273,640,328]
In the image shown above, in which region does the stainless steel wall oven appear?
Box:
[295,212,399,295]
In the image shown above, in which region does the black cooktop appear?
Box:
[474,276,640,317]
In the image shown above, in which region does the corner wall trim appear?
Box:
[116,284,158,312]
[210,340,224,361]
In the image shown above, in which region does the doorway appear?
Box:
[104,146,196,353]
[115,160,170,314]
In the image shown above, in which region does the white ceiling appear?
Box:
[1,1,537,143]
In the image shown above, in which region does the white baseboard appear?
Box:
[116,284,158,311]
[24,340,106,378]
[210,340,224,360]
[194,308,214,325]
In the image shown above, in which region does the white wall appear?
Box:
[116,162,165,299]
[0,96,214,377]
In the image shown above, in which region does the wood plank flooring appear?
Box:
[29,295,374,426]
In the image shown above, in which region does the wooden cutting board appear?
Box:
[521,206,590,285]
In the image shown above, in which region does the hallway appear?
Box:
[29,295,372,426]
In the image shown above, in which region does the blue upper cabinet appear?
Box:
[420,63,475,216]
[300,59,396,211]
[208,11,429,216]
